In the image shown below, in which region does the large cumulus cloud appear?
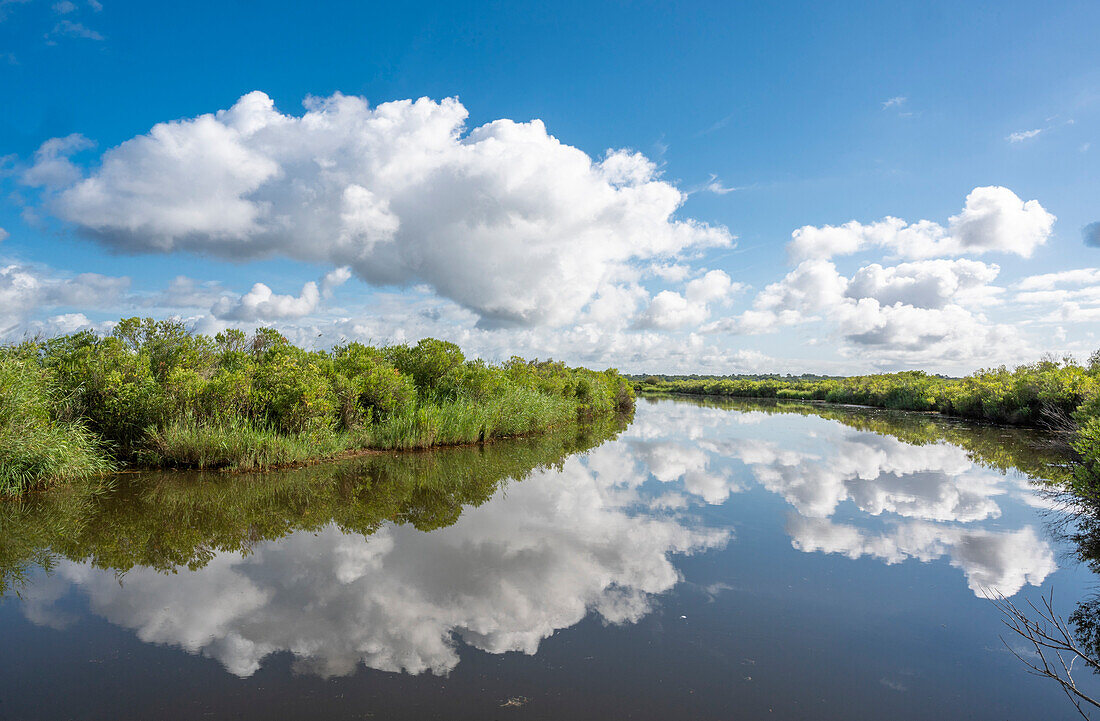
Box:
[708,185,1058,366]
[39,91,732,328]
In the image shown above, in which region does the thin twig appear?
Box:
[990,589,1100,720]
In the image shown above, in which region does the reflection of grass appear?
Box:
[0,411,630,596]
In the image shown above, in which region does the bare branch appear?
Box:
[991,590,1100,720]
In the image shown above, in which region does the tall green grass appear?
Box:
[0,356,112,495]
[139,386,580,469]
[144,417,346,470]
[362,386,576,450]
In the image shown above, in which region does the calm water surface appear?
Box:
[1,396,1097,719]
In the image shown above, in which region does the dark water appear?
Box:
[1,396,1097,720]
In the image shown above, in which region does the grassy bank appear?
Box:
[634,354,1100,493]
[0,318,633,494]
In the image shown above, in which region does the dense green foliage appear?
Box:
[0,318,634,493]
[636,355,1100,493]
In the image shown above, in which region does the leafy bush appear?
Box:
[252,346,336,434]
[385,338,465,398]
[333,343,416,422]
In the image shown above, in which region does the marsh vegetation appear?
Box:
[0,318,634,494]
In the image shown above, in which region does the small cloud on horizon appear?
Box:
[882,96,907,109]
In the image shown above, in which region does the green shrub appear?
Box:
[386,338,466,398]
[252,347,337,434]
[333,343,416,421]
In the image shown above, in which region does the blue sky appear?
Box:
[1,0,1098,373]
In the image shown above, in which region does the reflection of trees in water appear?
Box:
[984,486,1100,718]
[5,406,733,679]
[1064,507,1100,673]
[0,413,631,596]
[642,393,1074,485]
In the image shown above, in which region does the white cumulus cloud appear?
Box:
[788,186,1055,261]
[0,262,129,337]
[22,133,94,189]
[708,236,1024,366]
[41,91,732,328]
[211,281,321,321]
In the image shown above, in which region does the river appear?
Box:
[1,395,1096,719]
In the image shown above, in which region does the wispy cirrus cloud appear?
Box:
[1007,128,1043,143]
[46,18,104,41]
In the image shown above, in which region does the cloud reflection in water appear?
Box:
[20,398,1058,678]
